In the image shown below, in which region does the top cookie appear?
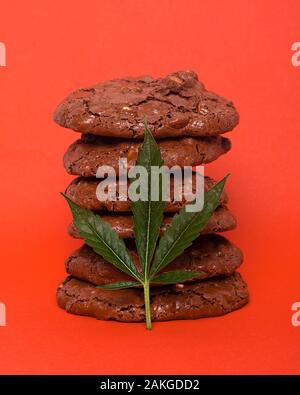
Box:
[54,70,239,139]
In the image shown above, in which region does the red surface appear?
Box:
[0,0,299,374]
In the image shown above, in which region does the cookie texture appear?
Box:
[65,175,228,212]
[63,134,231,177]
[66,234,243,286]
[57,273,248,322]
[54,70,239,139]
[68,205,236,239]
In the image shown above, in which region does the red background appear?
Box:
[0,0,299,374]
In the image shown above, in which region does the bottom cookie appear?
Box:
[57,273,249,322]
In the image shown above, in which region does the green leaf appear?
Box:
[151,270,202,285]
[62,194,142,282]
[97,281,141,290]
[150,175,228,277]
[130,121,165,278]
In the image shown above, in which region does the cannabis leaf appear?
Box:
[127,122,166,328]
[98,281,141,290]
[149,176,228,277]
[151,270,201,284]
[62,195,142,282]
[130,121,165,276]
[62,122,227,330]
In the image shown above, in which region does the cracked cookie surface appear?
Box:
[57,272,248,322]
[63,134,231,177]
[67,205,237,239]
[65,234,243,286]
[54,70,239,139]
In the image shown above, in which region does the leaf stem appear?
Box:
[143,281,152,330]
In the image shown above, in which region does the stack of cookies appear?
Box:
[54,70,248,323]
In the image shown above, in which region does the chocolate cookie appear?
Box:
[66,234,243,286]
[67,205,236,239]
[63,134,231,177]
[57,273,248,322]
[54,70,239,139]
[65,175,228,212]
